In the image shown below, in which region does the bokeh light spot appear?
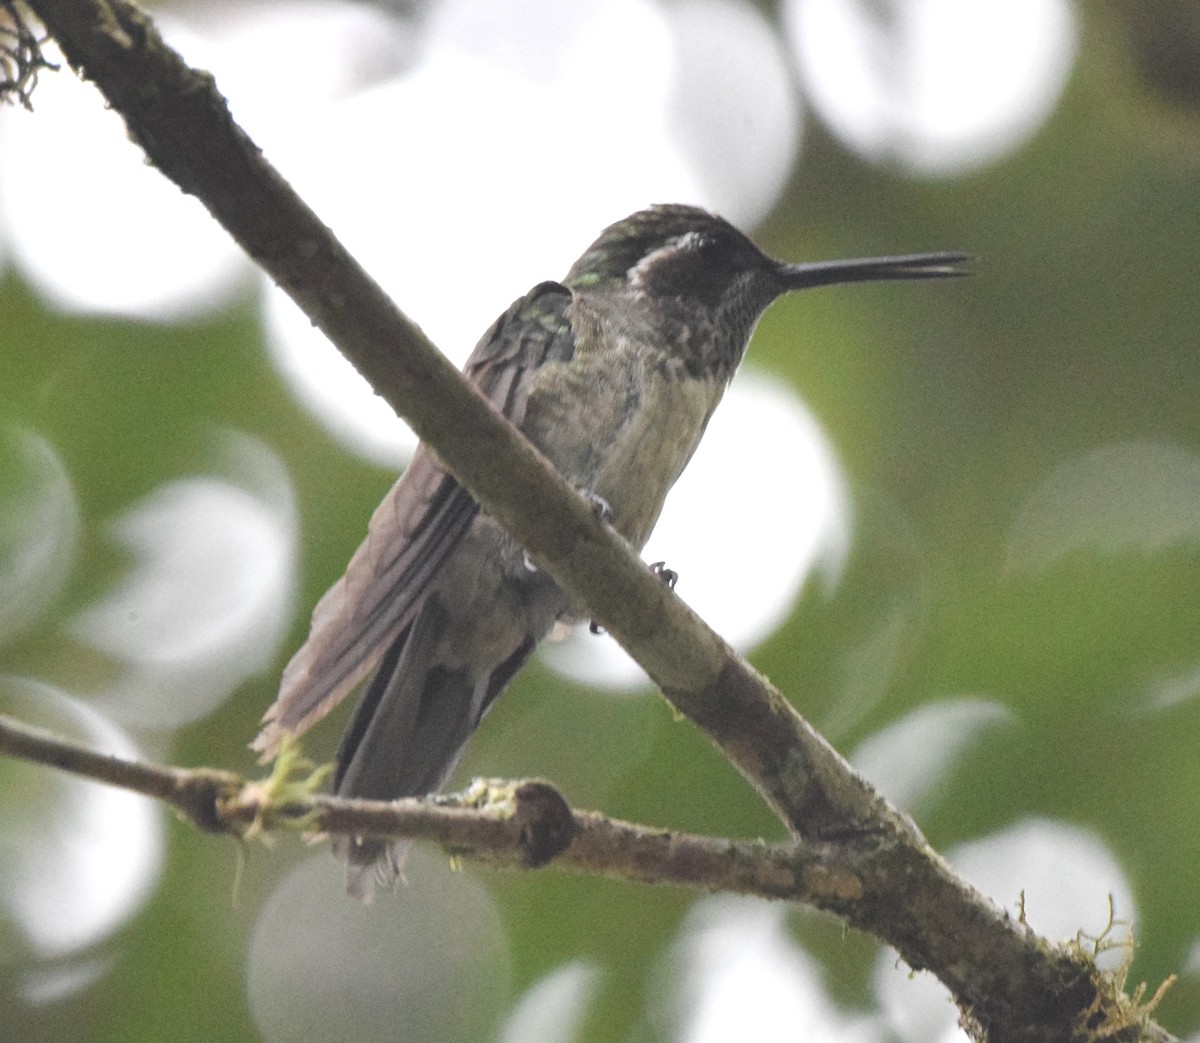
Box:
[500,960,601,1043]
[0,679,164,965]
[851,697,1015,813]
[785,0,1078,175]
[247,850,511,1043]
[662,896,880,1042]
[69,431,297,729]
[1008,440,1200,572]
[0,29,249,319]
[0,427,78,647]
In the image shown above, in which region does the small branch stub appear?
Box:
[459,778,577,867]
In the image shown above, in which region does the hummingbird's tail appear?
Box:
[330,598,537,900]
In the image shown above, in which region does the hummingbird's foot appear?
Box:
[590,560,678,635]
[650,560,678,589]
[522,550,538,573]
[582,491,613,523]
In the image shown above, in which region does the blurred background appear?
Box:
[2,0,1200,1039]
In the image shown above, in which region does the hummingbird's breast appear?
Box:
[591,353,722,548]
[519,303,726,551]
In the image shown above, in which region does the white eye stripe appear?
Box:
[677,230,722,253]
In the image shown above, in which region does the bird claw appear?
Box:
[650,560,678,589]
[589,560,678,635]
[522,551,538,573]
[583,491,613,523]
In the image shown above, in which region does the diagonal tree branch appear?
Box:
[4,2,1178,1040]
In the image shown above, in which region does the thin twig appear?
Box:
[0,713,866,906]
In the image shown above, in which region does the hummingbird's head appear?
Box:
[565,206,799,374]
[565,204,775,306]
[565,204,968,376]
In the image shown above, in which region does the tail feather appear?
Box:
[324,564,558,899]
[331,598,479,898]
[336,835,410,903]
[333,599,477,801]
[251,453,479,761]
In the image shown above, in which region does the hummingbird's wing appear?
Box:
[253,281,576,758]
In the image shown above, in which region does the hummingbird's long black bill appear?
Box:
[779,251,971,290]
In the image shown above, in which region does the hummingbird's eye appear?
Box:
[630,226,744,302]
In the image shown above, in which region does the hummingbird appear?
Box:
[254,204,967,898]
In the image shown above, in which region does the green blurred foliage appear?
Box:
[4,2,1200,1040]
